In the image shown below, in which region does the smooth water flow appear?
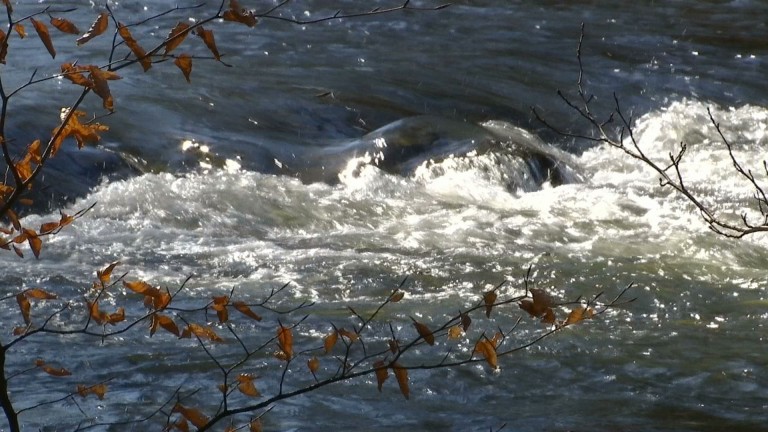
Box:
[1,1,766,431]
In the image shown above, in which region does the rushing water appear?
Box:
[1,1,768,431]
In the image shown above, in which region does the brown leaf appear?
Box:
[276,324,293,360]
[483,290,497,318]
[152,314,180,337]
[164,22,190,55]
[541,307,556,325]
[31,18,55,58]
[460,311,472,331]
[447,325,463,340]
[232,301,262,321]
[117,23,151,71]
[77,383,107,400]
[392,363,409,399]
[8,209,20,231]
[28,235,42,259]
[390,290,404,302]
[174,54,192,83]
[38,361,71,377]
[373,360,388,392]
[24,288,57,300]
[106,307,125,325]
[16,293,31,324]
[87,300,107,325]
[123,280,160,296]
[411,318,434,346]
[337,328,359,342]
[13,23,24,39]
[77,12,108,46]
[236,374,260,397]
[519,288,554,318]
[249,418,263,432]
[50,17,80,35]
[61,63,93,88]
[88,66,113,111]
[182,323,221,342]
[474,337,498,369]
[222,0,258,27]
[307,356,319,375]
[40,221,59,234]
[323,330,338,354]
[173,404,209,429]
[565,306,594,325]
[97,261,120,284]
[195,27,220,61]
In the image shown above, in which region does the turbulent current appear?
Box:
[1,1,767,431]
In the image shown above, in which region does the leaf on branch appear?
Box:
[50,17,80,35]
[390,290,405,302]
[13,23,24,39]
[447,325,463,340]
[164,22,190,55]
[337,327,359,342]
[460,311,472,331]
[26,229,42,258]
[40,221,59,234]
[411,318,434,345]
[7,209,20,231]
[483,290,497,318]
[195,27,221,61]
[31,18,55,59]
[323,330,338,354]
[211,295,229,323]
[373,360,388,392]
[474,337,498,369]
[519,288,554,320]
[77,12,108,46]
[249,418,263,432]
[88,66,114,111]
[276,323,293,360]
[236,374,261,397]
[117,23,151,71]
[222,0,258,27]
[173,404,209,429]
[0,29,7,64]
[150,314,180,337]
[307,356,319,375]
[24,288,57,300]
[36,360,72,377]
[51,110,109,153]
[232,301,262,321]
[565,306,594,326]
[392,363,409,399]
[76,383,107,400]
[182,323,222,342]
[106,307,125,325]
[87,300,107,324]
[16,293,31,324]
[12,245,23,258]
[174,54,192,83]
[97,261,120,284]
[61,63,93,88]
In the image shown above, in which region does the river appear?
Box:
[1,1,767,431]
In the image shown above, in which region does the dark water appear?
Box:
[1,1,768,431]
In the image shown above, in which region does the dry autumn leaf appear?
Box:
[182,323,222,341]
[307,357,319,375]
[373,360,388,392]
[31,18,55,58]
[195,27,221,61]
[392,362,409,399]
[174,54,192,83]
[77,12,108,45]
[164,22,190,55]
[483,290,498,318]
[390,290,405,302]
[117,23,151,71]
[88,66,114,111]
[276,324,293,360]
[460,311,472,331]
[13,23,24,38]
[16,293,31,324]
[223,0,258,27]
[50,17,80,35]
[337,327,359,342]
[24,288,57,300]
[323,330,338,354]
[232,301,262,321]
[474,337,498,369]
[236,374,260,397]
[97,261,120,284]
[173,403,209,429]
[411,318,434,345]
[249,418,263,432]
[447,325,463,340]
